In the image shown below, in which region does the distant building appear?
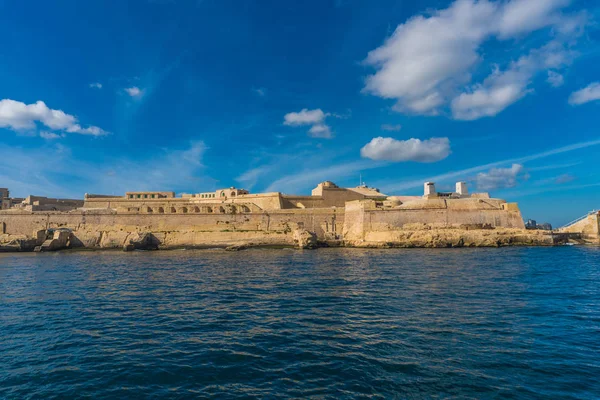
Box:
[525,219,552,230]
[0,188,24,210]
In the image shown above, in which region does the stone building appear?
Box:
[0,188,24,210]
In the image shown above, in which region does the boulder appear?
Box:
[123,232,159,252]
[34,229,72,252]
[293,229,318,249]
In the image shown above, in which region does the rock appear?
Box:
[293,229,318,249]
[33,229,72,252]
[122,232,159,252]
[225,244,247,251]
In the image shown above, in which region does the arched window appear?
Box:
[193,206,200,213]
[218,206,225,213]
[158,207,165,213]
[240,205,250,213]
[170,207,176,213]
[221,192,225,197]
[146,207,153,213]
[181,207,188,214]
[230,192,236,197]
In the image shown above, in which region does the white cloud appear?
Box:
[40,131,64,140]
[284,108,334,139]
[363,0,586,119]
[568,82,600,105]
[125,86,144,98]
[361,137,451,163]
[451,41,573,120]
[476,163,526,190]
[308,124,332,138]
[283,108,327,126]
[0,99,108,136]
[89,82,103,89]
[381,124,402,132]
[547,70,564,87]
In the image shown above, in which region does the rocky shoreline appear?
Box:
[0,227,587,253]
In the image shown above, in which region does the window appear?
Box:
[129,195,133,199]
[137,194,141,199]
[144,194,148,199]
[151,194,155,198]
[221,192,225,197]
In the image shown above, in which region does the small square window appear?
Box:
[151,194,155,198]
[137,194,141,199]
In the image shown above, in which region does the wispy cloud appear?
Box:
[253,87,267,97]
[264,159,382,193]
[0,141,213,198]
[381,124,402,132]
[89,82,103,89]
[475,164,527,191]
[569,82,600,106]
[378,137,600,193]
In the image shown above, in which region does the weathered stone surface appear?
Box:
[33,229,72,252]
[122,232,159,252]
[293,229,318,249]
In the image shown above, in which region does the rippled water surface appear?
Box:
[1,247,600,399]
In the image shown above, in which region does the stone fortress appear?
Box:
[0,180,598,251]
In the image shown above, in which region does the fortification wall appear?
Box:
[83,192,284,211]
[560,212,599,242]
[0,208,344,249]
[343,200,525,241]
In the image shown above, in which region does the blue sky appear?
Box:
[1,0,599,226]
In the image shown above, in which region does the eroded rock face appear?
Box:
[293,229,318,249]
[33,229,73,252]
[122,232,159,252]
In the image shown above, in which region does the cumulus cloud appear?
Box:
[283,108,334,139]
[0,99,108,136]
[476,163,526,190]
[568,82,600,105]
[283,108,327,126]
[363,0,587,119]
[308,124,332,138]
[381,124,402,132]
[89,82,103,89]
[452,41,574,119]
[361,137,451,163]
[125,86,144,98]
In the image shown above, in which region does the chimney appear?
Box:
[424,182,436,197]
[456,182,468,196]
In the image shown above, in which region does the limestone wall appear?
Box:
[0,208,344,249]
[560,212,599,242]
[343,199,525,241]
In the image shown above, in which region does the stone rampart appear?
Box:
[0,208,344,249]
[560,212,599,243]
[343,199,525,241]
